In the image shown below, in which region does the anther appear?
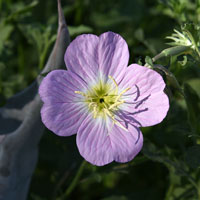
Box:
[74,91,87,97]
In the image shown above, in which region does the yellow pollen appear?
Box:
[74,76,130,131]
[74,91,88,97]
[93,105,97,119]
[108,75,118,94]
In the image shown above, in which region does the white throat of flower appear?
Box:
[75,76,130,131]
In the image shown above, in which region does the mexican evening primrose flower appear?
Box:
[39,32,169,166]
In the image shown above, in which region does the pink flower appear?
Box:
[39,32,169,166]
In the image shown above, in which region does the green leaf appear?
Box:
[101,196,128,200]
[185,145,200,169]
[68,25,93,36]
[0,23,13,54]
[143,141,195,182]
[6,0,38,21]
[184,83,200,133]
[19,23,56,69]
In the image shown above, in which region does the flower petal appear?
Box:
[76,114,143,166]
[109,120,143,163]
[76,114,113,166]
[39,70,89,136]
[64,34,99,83]
[64,32,129,84]
[98,32,129,82]
[119,64,169,127]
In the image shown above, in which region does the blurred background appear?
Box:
[1,0,200,199]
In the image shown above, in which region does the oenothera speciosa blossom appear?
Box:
[39,32,169,166]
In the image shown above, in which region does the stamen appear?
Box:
[88,102,98,119]
[119,87,131,97]
[88,102,96,108]
[109,101,124,110]
[74,91,88,97]
[115,121,129,132]
[116,87,131,101]
[108,75,118,94]
[104,108,114,118]
[108,75,118,88]
[75,91,97,102]
[102,102,109,109]
[93,105,97,119]
[104,109,128,132]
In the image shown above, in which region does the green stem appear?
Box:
[58,160,87,200]
[197,183,200,200]
[164,183,174,200]
[195,46,200,60]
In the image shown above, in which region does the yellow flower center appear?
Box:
[75,76,130,131]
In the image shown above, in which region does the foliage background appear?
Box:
[1,0,200,199]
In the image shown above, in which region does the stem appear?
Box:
[58,160,87,200]
[164,183,174,200]
[197,182,200,200]
[195,46,200,60]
